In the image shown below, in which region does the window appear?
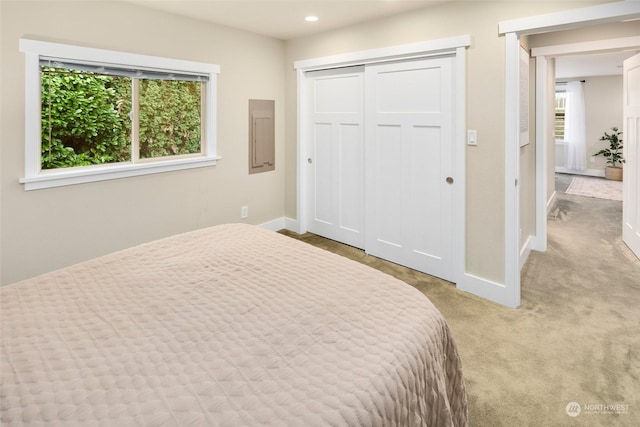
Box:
[554,91,566,141]
[20,39,220,190]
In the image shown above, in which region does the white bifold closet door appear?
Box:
[306,57,454,282]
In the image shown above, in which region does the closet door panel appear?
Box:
[306,67,365,249]
[365,57,454,282]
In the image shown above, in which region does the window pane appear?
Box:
[40,67,131,169]
[138,80,202,159]
[554,92,566,141]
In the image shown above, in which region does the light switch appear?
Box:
[467,130,478,146]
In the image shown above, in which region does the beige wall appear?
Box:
[284,1,607,284]
[583,75,624,170]
[0,1,286,284]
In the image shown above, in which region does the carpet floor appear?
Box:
[279,173,639,426]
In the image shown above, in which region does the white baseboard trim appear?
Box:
[259,217,298,232]
[519,235,533,270]
[555,167,605,177]
[284,217,298,232]
[457,273,518,308]
[546,190,557,214]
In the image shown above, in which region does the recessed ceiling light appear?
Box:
[305,16,319,22]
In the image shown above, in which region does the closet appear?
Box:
[304,56,455,282]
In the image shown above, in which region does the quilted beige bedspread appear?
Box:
[1,223,467,426]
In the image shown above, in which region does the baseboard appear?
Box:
[555,167,605,177]
[259,217,298,232]
[546,190,557,214]
[520,235,533,270]
[456,273,518,309]
[284,217,298,232]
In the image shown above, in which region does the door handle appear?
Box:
[308,158,313,164]
[446,177,454,184]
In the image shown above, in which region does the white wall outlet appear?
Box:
[467,130,478,146]
[590,156,595,164]
[240,206,248,219]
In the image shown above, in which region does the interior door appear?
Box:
[365,57,454,282]
[306,67,365,248]
[623,53,640,259]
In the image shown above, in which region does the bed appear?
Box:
[0,223,467,426]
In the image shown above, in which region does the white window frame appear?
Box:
[19,39,221,190]
[554,90,567,142]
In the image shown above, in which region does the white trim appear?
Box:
[531,36,640,58]
[20,156,222,191]
[259,218,284,231]
[532,55,548,253]
[457,273,514,308]
[294,35,471,71]
[453,46,467,285]
[520,235,533,270]
[554,167,605,178]
[504,32,521,308]
[259,217,299,232]
[24,51,41,180]
[295,37,469,296]
[19,39,220,191]
[19,39,220,75]
[284,217,298,232]
[296,68,308,234]
[499,1,640,35]
[547,190,557,215]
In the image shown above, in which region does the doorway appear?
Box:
[500,1,640,309]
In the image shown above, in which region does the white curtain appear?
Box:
[563,81,586,170]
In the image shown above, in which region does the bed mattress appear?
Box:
[1,223,467,426]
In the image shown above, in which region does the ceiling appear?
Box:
[129,0,445,40]
[128,1,639,76]
[555,50,638,79]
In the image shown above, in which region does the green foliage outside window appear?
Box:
[139,80,201,159]
[41,67,202,170]
[41,68,131,169]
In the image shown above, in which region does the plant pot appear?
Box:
[605,166,623,181]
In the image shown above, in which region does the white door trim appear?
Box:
[500,1,640,309]
[294,35,471,72]
[498,1,640,35]
[531,36,640,57]
[622,53,640,259]
[295,36,470,287]
[503,32,521,308]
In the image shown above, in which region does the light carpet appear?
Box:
[565,176,622,201]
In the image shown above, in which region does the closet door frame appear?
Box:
[295,35,470,287]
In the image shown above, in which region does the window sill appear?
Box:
[20,155,221,191]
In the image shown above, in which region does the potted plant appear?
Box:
[593,127,624,181]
